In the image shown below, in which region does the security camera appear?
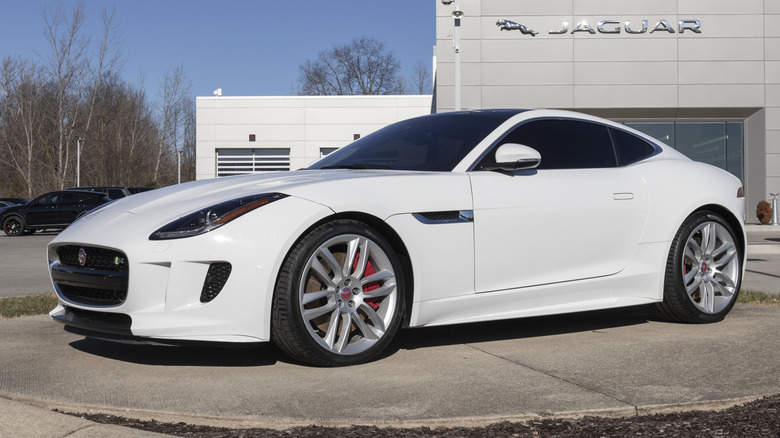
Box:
[441,0,453,4]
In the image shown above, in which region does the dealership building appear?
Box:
[196,0,780,222]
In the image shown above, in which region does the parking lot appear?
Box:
[0,233,58,298]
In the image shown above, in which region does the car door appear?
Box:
[469,118,649,293]
[54,192,83,225]
[23,193,59,226]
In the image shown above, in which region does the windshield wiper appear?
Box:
[320,163,392,170]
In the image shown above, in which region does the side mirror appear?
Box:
[483,143,541,171]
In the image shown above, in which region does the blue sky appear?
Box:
[0,1,435,97]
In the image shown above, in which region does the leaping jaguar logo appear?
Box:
[496,19,538,36]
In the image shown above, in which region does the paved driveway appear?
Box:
[0,233,57,298]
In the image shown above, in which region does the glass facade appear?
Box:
[625,121,743,182]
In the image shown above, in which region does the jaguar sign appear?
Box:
[497,19,701,36]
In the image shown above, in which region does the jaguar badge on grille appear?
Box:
[78,248,87,267]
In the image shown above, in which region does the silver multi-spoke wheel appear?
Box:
[656,211,743,323]
[273,220,404,366]
[300,234,398,355]
[681,222,740,314]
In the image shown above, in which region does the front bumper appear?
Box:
[48,196,333,343]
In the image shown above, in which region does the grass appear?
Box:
[737,289,780,306]
[0,293,58,320]
[0,289,777,321]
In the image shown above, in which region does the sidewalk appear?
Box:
[743,224,780,294]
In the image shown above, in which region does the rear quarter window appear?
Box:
[610,128,657,166]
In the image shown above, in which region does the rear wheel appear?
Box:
[2,216,26,237]
[272,219,404,366]
[655,211,742,323]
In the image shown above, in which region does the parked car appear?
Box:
[66,186,131,200]
[48,109,746,366]
[0,200,20,215]
[2,190,111,236]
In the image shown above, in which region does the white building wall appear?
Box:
[435,0,779,217]
[196,95,432,180]
[768,0,780,198]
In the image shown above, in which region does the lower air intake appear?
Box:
[200,262,232,303]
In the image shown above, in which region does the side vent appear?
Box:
[200,262,232,303]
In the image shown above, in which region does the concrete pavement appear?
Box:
[0,233,57,298]
[1,225,779,437]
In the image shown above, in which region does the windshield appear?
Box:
[308,111,521,172]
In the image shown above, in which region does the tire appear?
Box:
[2,216,26,237]
[272,219,405,366]
[655,211,742,323]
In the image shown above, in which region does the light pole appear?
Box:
[177,149,182,184]
[452,0,463,111]
[77,138,84,187]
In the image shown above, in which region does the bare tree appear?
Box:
[298,36,402,95]
[0,58,46,198]
[153,65,191,183]
[41,2,89,189]
[410,61,432,95]
[40,1,123,189]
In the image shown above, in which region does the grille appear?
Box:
[58,283,127,306]
[200,262,232,303]
[57,245,128,272]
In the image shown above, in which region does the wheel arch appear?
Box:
[689,204,747,256]
[277,211,415,329]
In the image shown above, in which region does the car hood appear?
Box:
[99,169,473,221]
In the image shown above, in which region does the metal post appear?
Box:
[177,149,182,184]
[453,0,462,111]
[771,193,779,226]
[77,138,84,187]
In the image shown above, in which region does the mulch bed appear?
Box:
[62,394,780,437]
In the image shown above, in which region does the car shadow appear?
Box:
[68,338,281,367]
[67,305,661,367]
[380,304,662,359]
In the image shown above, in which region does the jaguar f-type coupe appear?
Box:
[48,109,746,366]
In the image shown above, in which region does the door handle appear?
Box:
[613,192,634,200]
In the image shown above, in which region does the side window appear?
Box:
[57,193,79,204]
[609,128,657,166]
[495,119,617,169]
[38,194,59,205]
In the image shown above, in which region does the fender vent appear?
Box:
[200,262,232,303]
[413,210,474,224]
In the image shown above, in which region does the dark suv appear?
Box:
[1,190,111,236]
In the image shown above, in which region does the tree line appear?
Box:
[0,3,195,199]
[1,4,431,200]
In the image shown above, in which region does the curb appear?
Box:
[1,392,771,432]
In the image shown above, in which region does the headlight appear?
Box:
[149,193,287,240]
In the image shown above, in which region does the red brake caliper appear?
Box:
[354,252,381,310]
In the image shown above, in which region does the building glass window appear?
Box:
[320,147,339,158]
[624,121,743,182]
[216,148,291,177]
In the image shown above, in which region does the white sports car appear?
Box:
[48,109,746,366]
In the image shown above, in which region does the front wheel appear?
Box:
[2,216,26,237]
[655,211,742,323]
[272,219,405,366]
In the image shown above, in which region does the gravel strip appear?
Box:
[61,393,780,437]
